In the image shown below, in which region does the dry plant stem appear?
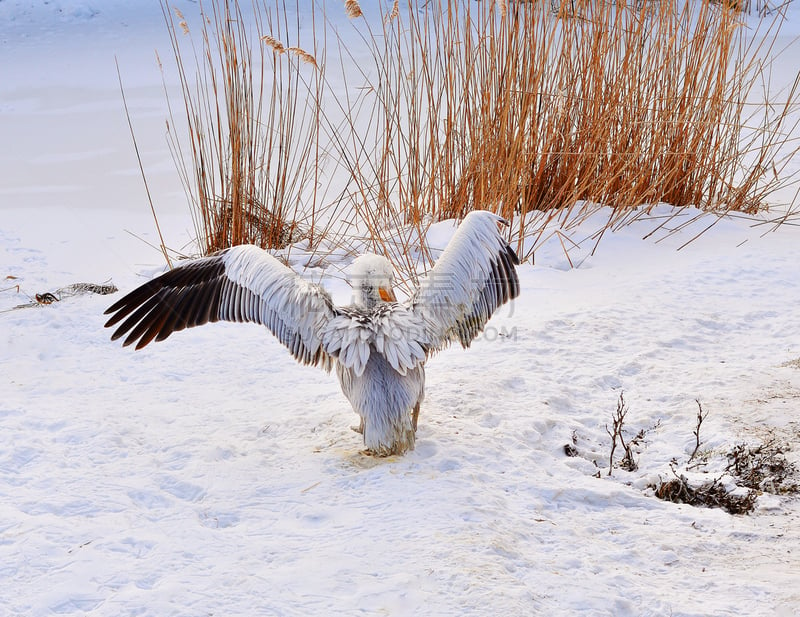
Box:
[689,399,709,462]
[605,391,628,476]
[116,57,173,269]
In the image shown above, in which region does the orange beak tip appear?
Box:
[379,287,397,302]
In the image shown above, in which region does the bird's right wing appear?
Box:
[408,210,520,352]
[104,245,337,370]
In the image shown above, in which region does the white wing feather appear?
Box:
[409,210,520,352]
[321,212,519,375]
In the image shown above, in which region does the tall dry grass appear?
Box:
[160,0,328,255]
[337,0,800,265]
[154,0,800,274]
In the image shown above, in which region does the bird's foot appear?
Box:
[360,434,415,458]
[360,447,391,458]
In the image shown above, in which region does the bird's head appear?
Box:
[349,253,397,307]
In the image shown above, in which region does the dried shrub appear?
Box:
[689,399,710,462]
[653,435,798,515]
[654,471,758,515]
[605,391,630,475]
[151,0,800,273]
[726,439,798,494]
[604,391,660,474]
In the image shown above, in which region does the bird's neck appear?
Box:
[355,287,382,309]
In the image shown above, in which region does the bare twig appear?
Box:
[605,391,628,476]
[689,399,709,462]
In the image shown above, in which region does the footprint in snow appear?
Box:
[158,476,206,502]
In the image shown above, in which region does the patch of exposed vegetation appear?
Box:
[654,471,758,515]
[603,391,661,474]
[652,435,798,515]
[592,394,798,515]
[726,439,799,495]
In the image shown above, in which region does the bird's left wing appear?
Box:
[408,210,520,352]
[104,245,336,369]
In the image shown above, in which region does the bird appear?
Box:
[104,210,520,456]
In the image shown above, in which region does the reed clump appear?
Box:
[161,0,325,255]
[339,0,800,264]
[155,0,799,272]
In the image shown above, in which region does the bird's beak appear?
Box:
[379,286,397,302]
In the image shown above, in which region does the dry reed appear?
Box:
[160,0,331,255]
[261,35,286,54]
[334,0,800,267]
[344,0,364,19]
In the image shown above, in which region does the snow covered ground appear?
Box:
[2,2,800,616]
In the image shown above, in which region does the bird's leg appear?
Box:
[411,402,421,432]
[350,416,365,435]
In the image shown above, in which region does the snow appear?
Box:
[2,2,800,616]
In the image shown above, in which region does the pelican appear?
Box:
[104,210,520,456]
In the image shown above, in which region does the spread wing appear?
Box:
[104,245,336,369]
[409,210,520,351]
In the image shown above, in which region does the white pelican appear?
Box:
[105,210,520,456]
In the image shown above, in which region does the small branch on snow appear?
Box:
[689,399,709,463]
